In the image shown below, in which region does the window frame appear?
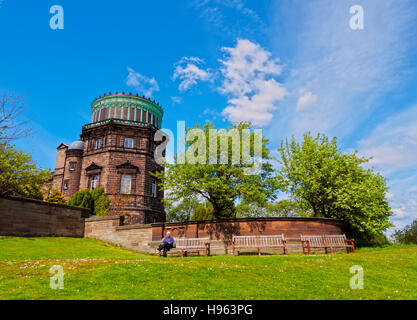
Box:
[151,180,157,197]
[90,175,99,190]
[120,174,132,194]
[124,137,134,149]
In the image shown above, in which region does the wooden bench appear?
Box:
[158,237,210,257]
[300,234,355,254]
[232,234,287,256]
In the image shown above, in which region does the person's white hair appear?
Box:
[166,231,171,235]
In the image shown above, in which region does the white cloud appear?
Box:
[358,104,417,174]
[219,39,287,126]
[173,57,213,91]
[125,67,159,97]
[269,0,417,137]
[357,104,417,233]
[296,91,317,112]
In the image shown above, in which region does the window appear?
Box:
[90,175,98,190]
[152,180,157,197]
[124,137,133,148]
[120,175,132,194]
[96,139,102,149]
[63,181,68,190]
[69,163,75,171]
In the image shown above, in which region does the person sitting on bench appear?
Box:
[158,231,174,257]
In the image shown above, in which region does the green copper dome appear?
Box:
[88,92,163,129]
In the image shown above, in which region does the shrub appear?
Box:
[94,194,110,216]
[68,189,93,212]
[68,188,110,216]
[44,189,66,205]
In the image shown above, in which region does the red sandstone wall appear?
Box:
[0,196,89,237]
[84,216,347,255]
[152,217,346,241]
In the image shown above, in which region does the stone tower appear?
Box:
[52,92,165,223]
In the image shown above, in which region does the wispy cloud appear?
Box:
[219,39,287,126]
[358,104,417,175]
[190,0,266,37]
[357,104,417,231]
[125,67,159,97]
[171,96,182,104]
[172,57,213,91]
[270,0,417,137]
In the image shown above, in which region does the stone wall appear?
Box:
[84,216,347,255]
[152,217,347,255]
[0,195,89,237]
[84,216,152,252]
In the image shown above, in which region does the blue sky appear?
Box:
[1,0,417,233]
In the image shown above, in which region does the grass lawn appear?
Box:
[0,236,416,300]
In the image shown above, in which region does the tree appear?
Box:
[152,122,278,219]
[164,197,201,222]
[44,189,66,205]
[0,131,51,199]
[236,199,308,218]
[276,133,393,245]
[0,93,33,141]
[191,205,214,220]
[393,220,417,244]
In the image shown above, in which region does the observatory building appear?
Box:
[52,92,165,223]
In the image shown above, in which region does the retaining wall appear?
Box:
[0,195,89,237]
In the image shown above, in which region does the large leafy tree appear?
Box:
[0,132,51,199]
[153,122,278,219]
[276,133,393,244]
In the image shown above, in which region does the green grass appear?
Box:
[1,236,416,300]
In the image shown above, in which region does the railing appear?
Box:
[82,119,159,130]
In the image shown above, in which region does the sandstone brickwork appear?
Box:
[0,195,89,237]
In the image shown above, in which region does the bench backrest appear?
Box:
[300,235,325,247]
[174,237,209,249]
[322,234,347,247]
[301,234,347,247]
[233,235,285,247]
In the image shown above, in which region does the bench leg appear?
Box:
[181,249,184,257]
[258,248,261,256]
[233,245,235,256]
[346,247,350,254]
[324,247,328,254]
[283,246,287,255]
